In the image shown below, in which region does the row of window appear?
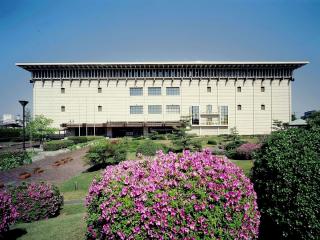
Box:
[60,86,266,94]
[33,68,293,79]
[60,105,181,114]
[61,104,266,113]
[237,105,266,110]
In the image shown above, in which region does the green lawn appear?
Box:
[231,159,254,176]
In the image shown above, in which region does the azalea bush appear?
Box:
[0,191,18,233]
[8,182,63,222]
[86,150,260,239]
[252,127,320,239]
[235,143,261,160]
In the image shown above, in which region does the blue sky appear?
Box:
[0,0,319,117]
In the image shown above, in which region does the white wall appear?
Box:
[33,78,291,135]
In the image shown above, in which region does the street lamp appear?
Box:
[19,100,29,150]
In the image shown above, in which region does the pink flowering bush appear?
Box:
[86,149,260,239]
[235,143,261,160]
[8,182,63,222]
[0,190,18,233]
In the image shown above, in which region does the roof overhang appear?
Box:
[16,61,309,71]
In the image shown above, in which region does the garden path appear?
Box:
[0,147,89,186]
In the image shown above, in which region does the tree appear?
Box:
[272,119,289,131]
[306,110,320,128]
[291,112,297,121]
[26,115,57,143]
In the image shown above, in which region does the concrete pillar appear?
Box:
[107,127,112,138]
[143,127,148,136]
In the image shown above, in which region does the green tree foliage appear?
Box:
[306,110,320,128]
[171,116,203,152]
[251,127,320,239]
[272,119,289,131]
[26,115,57,142]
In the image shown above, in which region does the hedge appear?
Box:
[43,139,74,151]
[252,127,320,239]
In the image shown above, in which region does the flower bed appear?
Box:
[0,190,18,233]
[8,182,63,222]
[235,143,261,160]
[86,149,260,239]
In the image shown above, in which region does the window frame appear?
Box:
[61,106,65,112]
[261,104,265,110]
[166,87,180,96]
[61,88,65,94]
[130,105,143,114]
[237,105,242,111]
[237,86,242,93]
[98,87,102,93]
[148,105,162,114]
[148,87,161,96]
[98,105,102,112]
[166,105,180,114]
[129,87,143,96]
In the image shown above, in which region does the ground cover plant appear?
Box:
[8,182,63,223]
[0,190,18,234]
[0,151,32,171]
[252,127,320,239]
[86,149,260,239]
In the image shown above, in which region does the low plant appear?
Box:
[85,140,127,167]
[252,127,320,239]
[8,182,63,223]
[43,139,74,151]
[0,190,18,233]
[68,136,104,144]
[86,150,260,239]
[235,143,261,160]
[136,140,167,156]
[207,139,217,145]
[0,127,21,142]
[0,151,32,171]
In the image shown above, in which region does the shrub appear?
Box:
[207,139,217,145]
[136,140,167,156]
[86,150,260,239]
[85,140,127,167]
[0,191,18,233]
[68,136,89,144]
[8,182,63,223]
[235,143,261,160]
[252,127,320,239]
[0,128,22,142]
[0,151,32,171]
[148,131,167,140]
[43,139,74,151]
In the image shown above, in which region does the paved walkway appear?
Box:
[0,147,90,186]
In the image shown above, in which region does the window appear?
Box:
[148,105,162,114]
[207,87,211,93]
[61,88,65,94]
[220,106,228,125]
[130,105,143,114]
[98,105,102,112]
[261,86,265,92]
[166,87,180,96]
[148,87,161,96]
[206,105,212,114]
[261,104,265,110]
[130,87,143,96]
[237,105,242,111]
[166,105,180,114]
[61,106,65,112]
[191,106,199,125]
[98,87,102,93]
[237,86,242,92]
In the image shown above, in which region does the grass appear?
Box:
[59,170,102,201]
[231,159,254,176]
[6,204,86,240]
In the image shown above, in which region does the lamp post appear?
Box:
[19,100,29,150]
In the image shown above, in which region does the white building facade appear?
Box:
[17,61,307,137]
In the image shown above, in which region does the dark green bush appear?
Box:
[85,140,127,166]
[0,128,22,142]
[68,136,89,144]
[43,139,74,151]
[148,131,167,140]
[251,127,320,239]
[207,139,217,145]
[0,151,32,171]
[136,140,167,156]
